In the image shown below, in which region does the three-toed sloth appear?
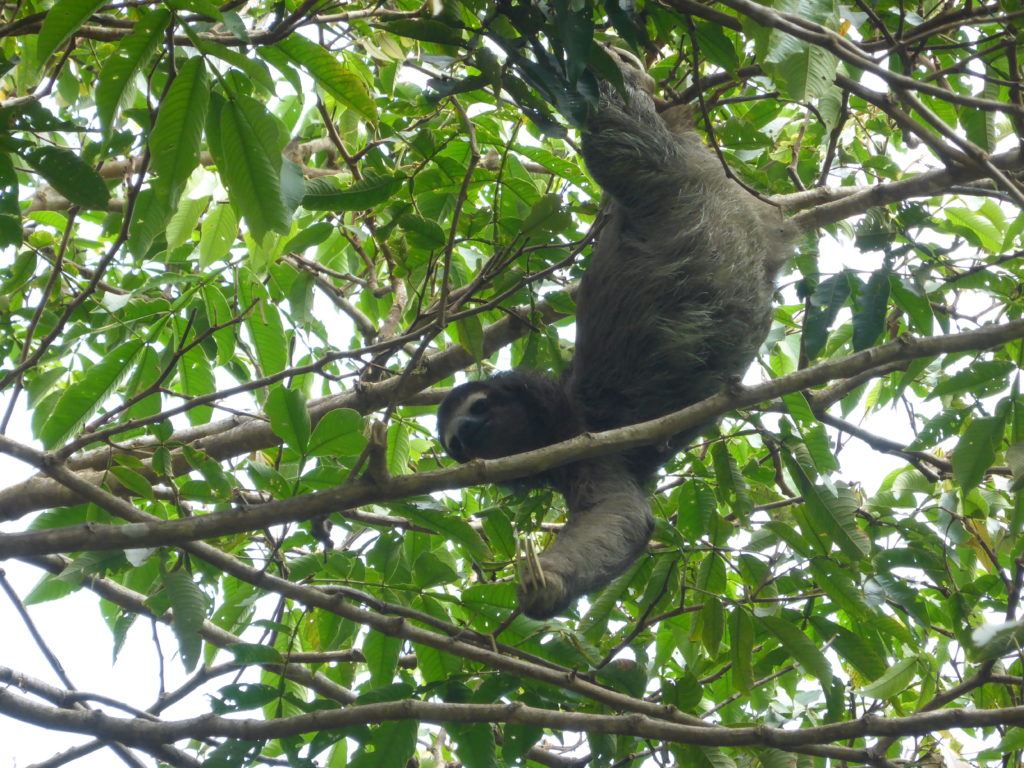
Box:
[438,64,794,619]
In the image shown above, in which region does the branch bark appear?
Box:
[1,318,1021,556]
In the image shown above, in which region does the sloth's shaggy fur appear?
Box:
[437,67,794,619]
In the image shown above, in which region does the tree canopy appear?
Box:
[2,0,1024,766]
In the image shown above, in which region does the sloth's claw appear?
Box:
[516,535,547,590]
[516,536,570,619]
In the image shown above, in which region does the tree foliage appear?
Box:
[2,0,1024,766]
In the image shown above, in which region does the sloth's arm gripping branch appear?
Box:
[518,459,654,619]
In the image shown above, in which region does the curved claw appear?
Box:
[516,535,547,590]
[516,536,571,619]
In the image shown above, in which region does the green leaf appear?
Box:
[203,285,236,364]
[953,414,1006,492]
[730,607,754,692]
[694,21,740,71]
[21,146,109,210]
[399,213,446,251]
[402,505,491,563]
[308,408,367,457]
[502,724,544,765]
[448,724,498,768]
[95,9,170,139]
[38,340,144,448]
[765,41,837,101]
[455,315,485,362]
[857,656,918,700]
[809,616,887,681]
[700,596,725,657]
[968,618,1024,661]
[238,273,288,376]
[24,574,78,604]
[807,558,871,619]
[945,206,1003,253]
[521,193,570,236]
[348,721,417,768]
[165,195,209,250]
[266,386,311,454]
[150,57,210,205]
[711,442,753,516]
[852,267,891,351]
[198,203,238,267]
[362,629,402,686]
[163,569,207,672]
[1007,441,1024,491]
[760,615,833,687]
[228,642,284,665]
[191,36,276,96]
[928,360,1015,400]
[0,152,21,248]
[889,275,933,335]
[384,18,465,46]
[302,172,403,212]
[127,186,173,258]
[387,421,411,476]
[177,345,215,425]
[36,0,106,64]
[282,221,333,254]
[802,271,851,360]
[272,36,377,124]
[783,452,870,560]
[109,465,155,499]
[212,94,291,238]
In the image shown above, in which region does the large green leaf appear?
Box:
[177,345,215,425]
[149,57,210,205]
[36,0,106,64]
[302,172,403,212]
[348,721,417,768]
[163,569,208,672]
[730,607,754,693]
[21,146,109,209]
[37,340,144,448]
[95,9,170,139]
[760,615,833,687]
[266,386,311,454]
[210,94,291,239]
[953,413,1006,492]
[401,504,492,563]
[448,723,499,768]
[198,203,238,267]
[308,408,367,457]
[857,656,918,700]
[852,267,891,351]
[271,36,377,123]
[784,451,871,560]
[362,629,402,686]
[0,152,21,248]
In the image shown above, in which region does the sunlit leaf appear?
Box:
[21,146,109,209]
[163,569,207,672]
[36,0,106,64]
[38,340,144,448]
[95,9,170,138]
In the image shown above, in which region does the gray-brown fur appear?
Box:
[437,66,793,619]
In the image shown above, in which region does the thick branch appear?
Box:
[1,319,1022,556]
[0,290,571,518]
[1,687,1021,752]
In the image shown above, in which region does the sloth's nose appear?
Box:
[447,435,467,463]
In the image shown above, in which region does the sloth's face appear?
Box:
[437,384,544,463]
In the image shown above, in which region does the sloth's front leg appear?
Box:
[517,536,570,619]
[515,459,654,620]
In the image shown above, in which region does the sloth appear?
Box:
[437,62,794,619]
